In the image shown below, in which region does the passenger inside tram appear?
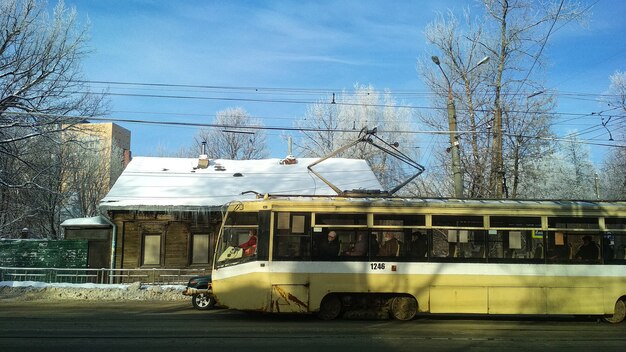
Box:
[548,244,571,260]
[369,234,379,256]
[316,231,340,259]
[379,233,401,257]
[575,235,600,262]
[410,231,428,258]
[344,233,367,256]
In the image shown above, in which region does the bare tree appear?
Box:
[518,137,596,200]
[62,133,119,219]
[419,0,586,198]
[608,71,626,112]
[484,0,586,197]
[600,71,626,199]
[193,107,268,160]
[293,84,420,191]
[601,146,626,200]
[0,0,108,237]
[420,10,494,197]
[502,94,556,197]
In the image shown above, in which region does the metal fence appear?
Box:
[0,267,210,285]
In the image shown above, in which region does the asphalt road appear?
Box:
[1,300,625,352]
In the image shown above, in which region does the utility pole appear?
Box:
[492,101,504,197]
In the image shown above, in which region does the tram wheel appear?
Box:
[389,296,417,321]
[603,299,625,324]
[318,294,342,320]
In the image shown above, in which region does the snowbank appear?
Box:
[0,281,187,301]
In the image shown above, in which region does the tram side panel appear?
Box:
[307,262,623,316]
[213,260,626,318]
[212,263,272,311]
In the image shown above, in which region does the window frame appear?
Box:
[138,222,167,268]
[141,233,162,267]
[190,233,211,265]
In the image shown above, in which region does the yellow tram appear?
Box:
[211,196,626,322]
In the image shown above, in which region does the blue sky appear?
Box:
[61,0,625,163]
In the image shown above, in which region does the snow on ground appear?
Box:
[0,281,187,301]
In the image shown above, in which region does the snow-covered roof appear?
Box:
[99,156,382,211]
[60,216,111,228]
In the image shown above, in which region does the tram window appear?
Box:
[451,230,485,259]
[548,217,599,229]
[337,230,372,259]
[372,231,406,258]
[313,230,340,260]
[546,232,572,263]
[569,234,601,263]
[374,214,425,227]
[336,230,357,255]
[315,213,367,226]
[273,212,311,261]
[215,227,258,267]
[470,231,486,259]
[490,216,541,228]
[429,229,485,260]
[487,230,541,261]
[432,215,483,228]
[617,235,626,261]
[224,212,258,226]
[605,233,626,262]
[408,230,428,260]
[275,212,307,233]
[313,229,374,260]
[274,234,310,259]
[606,218,626,230]
[430,229,451,258]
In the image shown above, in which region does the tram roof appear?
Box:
[99,156,383,211]
[235,196,626,212]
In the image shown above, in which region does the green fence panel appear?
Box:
[0,240,88,268]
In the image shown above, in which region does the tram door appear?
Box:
[270,211,312,313]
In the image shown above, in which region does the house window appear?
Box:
[142,234,161,266]
[191,234,210,264]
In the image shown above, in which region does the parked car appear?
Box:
[182,275,216,310]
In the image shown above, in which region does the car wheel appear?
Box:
[192,293,216,310]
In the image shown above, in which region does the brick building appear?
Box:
[63,122,131,190]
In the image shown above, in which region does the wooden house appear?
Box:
[98,156,382,270]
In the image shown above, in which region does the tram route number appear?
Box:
[370,263,386,270]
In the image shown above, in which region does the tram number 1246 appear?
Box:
[370,263,386,270]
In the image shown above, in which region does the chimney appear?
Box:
[197,141,209,169]
[288,136,292,155]
[123,149,132,167]
[280,137,297,165]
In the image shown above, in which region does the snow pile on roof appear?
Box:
[100,157,382,210]
[0,281,186,301]
[60,216,111,228]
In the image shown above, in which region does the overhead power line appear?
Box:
[65,90,621,119]
[74,79,623,100]
[6,111,625,148]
